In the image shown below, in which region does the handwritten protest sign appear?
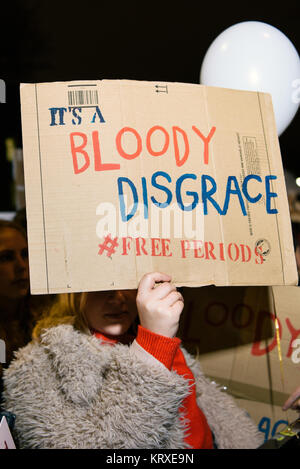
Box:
[20,80,297,293]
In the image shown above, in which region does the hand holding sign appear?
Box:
[136,272,184,338]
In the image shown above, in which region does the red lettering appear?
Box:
[241,244,251,262]
[193,240,204,258]
[251,311,282,356]
[121,237,149,256]
[151,238,161,256]
[92,131,120,171]
[255,246,264,264]
[136,237,148,256]
[70,132,89,174]
[219,242,225,261]
[181,240,191,258]
[286,318,300,358]
[228,243,239,262]
[205,241,216,260]
[146,126,169,157]
[116,127,142,160]
[161,238,172,257]
[192,126,216,165]
[172,126,190,167]
[121,237,132,255]
[70,131,120,174]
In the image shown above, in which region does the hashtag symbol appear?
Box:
[98,234,119,257]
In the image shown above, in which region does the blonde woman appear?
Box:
[3,272,262,449]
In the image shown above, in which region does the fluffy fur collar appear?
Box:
[40,325,127,405]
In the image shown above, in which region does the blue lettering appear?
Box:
[141,177,148,220]
[258,417,271,442]
[151,171,172,208]
[258,417,289,442]
[223,176,247,216]
[176,174,199,211]
[271,419,289,437]
[70,107,82,125]
[201,174,222,215]
[242,175,262,203]
[116,172,279,223]
[117,177,138,222]
[265,175,278,214]
[91,106,105,123]
[49,107,67,126]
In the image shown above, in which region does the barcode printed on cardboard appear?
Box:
[68,89,98,106]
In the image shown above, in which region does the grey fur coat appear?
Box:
[2,325,263,449]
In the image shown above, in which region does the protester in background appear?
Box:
[3,272,262,449]
[0,220,31,369]
[0,219,52,401]
[0,218,30,430]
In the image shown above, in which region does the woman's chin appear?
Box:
[102,323,129,337]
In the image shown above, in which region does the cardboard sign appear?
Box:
[179,285,300,437]
[20,80,297,294]
[0,417,16,449]
[234,399,292,444]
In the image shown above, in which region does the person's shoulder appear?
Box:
[4,339,45,374]
[5,325,77,372]
[40,323,76,337]
[39,323,79,345]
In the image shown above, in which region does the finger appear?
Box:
[283,386,300,410]
[138,272,172,293]
[170,298,185,316]
[164,290,184,307]
[151,282,177,300]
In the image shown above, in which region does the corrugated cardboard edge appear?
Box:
[257,92,298,286]
[20,83,49,294]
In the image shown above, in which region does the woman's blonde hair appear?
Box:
[32,292,90,340]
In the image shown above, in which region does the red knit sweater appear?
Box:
[93,325,213,449]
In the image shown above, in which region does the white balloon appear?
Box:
[200,21,300,136]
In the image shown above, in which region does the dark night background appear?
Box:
[0,0,299,211]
